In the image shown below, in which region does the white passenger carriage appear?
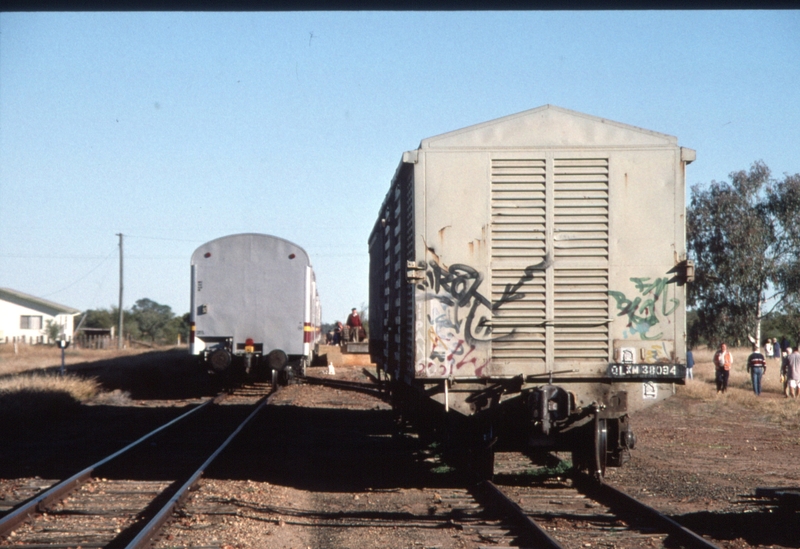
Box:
[190,233,321,383]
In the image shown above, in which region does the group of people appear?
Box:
[780,345,800,398]
[709,340,800,398]
[764,337,790,361]
[326,308,366,345]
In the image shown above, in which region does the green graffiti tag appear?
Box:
[608,277,679,340]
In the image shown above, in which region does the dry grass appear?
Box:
[0,343,166,377]
[0,372,100,401]
[0,372,101,423]
[680,346,800,426]
[3,343,799,427]
[0,343,170,418]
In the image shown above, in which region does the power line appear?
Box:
[122,234,206,243]
[0,253,115,259]
[40,247,117,298]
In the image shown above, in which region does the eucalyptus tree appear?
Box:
[130,298,175,343]
[687,161,800,346]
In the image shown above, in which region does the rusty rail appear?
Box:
[0,397,217,537]
[478,469,722,549]
[124,390,276,549]
[573,473,722,549]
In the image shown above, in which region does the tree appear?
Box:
[44,319,64,342]
[766,172,800,303]
[130,298,174,342]
[687,161,800,346]
[81,307,117,329]
[77,299,187,345]
[161,313,190,345]
[81,306,139,339]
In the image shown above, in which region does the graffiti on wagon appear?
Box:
[415,256,551,377]
[608,276,680,340]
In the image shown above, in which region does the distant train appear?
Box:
[189,233,321,384]
[369,105,695,478]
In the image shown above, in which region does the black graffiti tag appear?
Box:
[421,256,551,344]
[425,263,489,308]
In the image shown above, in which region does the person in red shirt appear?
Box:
[713,342,733,394]
[346,308,363,342]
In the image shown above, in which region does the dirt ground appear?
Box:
[2,344,800,548]
[605,346,800,549]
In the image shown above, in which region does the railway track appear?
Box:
[0,383,276,549]
[475,450,723,549]
[0,372,731,548]
[299,373,725,549]
[300,373,386,399]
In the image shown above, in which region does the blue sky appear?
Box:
[1,11,798,324]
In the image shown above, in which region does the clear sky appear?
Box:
[1,11,798,324]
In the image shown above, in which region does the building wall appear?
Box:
[0,298,76,343]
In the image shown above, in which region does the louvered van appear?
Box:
[368,105,695,478]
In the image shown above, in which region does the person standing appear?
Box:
[746,344,767,396]
[765,339,773,361]
[774,338,782,362]
[713,342,733,394]
[334,321,343,345]
[685,348,695,380]
[346,308,363,342]
[781,348,792,397]
[787,347,800,399]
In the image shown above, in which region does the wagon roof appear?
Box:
[418,104,678,150]
[191,233,311,266]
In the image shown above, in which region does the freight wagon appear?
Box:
[190,233,321,384]
[368,105,695,478]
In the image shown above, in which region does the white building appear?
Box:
[0,288,81,344]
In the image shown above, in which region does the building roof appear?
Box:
[0,288,81,316]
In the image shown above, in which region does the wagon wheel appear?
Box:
[592,416,608,479]
[464,416,496,481]
[473,437,496,481]
[571,414,608,478]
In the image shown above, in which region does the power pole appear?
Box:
[117,233,124,349]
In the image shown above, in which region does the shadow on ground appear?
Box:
[207,403,457,491]
[0,403,209,479]
[9,353,796,548]
[0,350,223,480]
[675,509,800,548]
[61,349,219,400]
[4,375,797,549]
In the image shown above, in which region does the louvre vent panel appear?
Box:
[553,158,609,262]
[553,266,609,362]
[552,159,609,363]
[491,159,548,267]
[491,157,610,366]
[490,159,547,364]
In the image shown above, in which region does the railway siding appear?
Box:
[3,354,800,548]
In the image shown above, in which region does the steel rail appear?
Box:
[479,480,563,549]
[123,390,276,549]
[301,375,385,398]
[0,396,218,537]
[482,472,722,549]
[573,474,723,549]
